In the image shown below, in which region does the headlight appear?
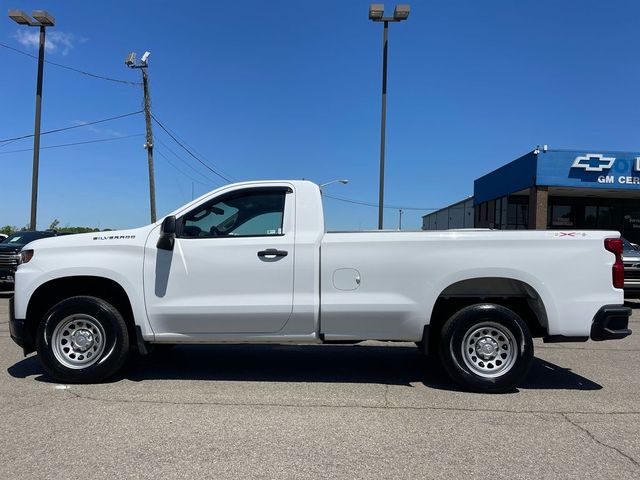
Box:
[19,249,34,265]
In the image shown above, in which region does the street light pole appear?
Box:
[8,10,56,231]
[369,4,410,230]
[378,20,388,230]
[30,25,46,231]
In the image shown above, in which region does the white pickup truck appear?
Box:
[9,180,632,392]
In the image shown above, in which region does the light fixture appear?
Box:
[319,179,349,188]
[368,4,384,20]
[31,10,55,26]
[393,4,410,20]
[125,52,136,67]
[8,9,34,25]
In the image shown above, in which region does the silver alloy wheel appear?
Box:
[51,314,106,369]
[460,321,518,378]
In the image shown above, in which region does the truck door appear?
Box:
[144,185,295,336]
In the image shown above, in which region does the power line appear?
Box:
[152,114,235,181]
[0,138,22,149]
[0,110,143,144]
[155,139,223,186]
[151,115,235,180]
[323,193,439,211]
[155,149,213,187]
[0,134,143,155]
[0,42,141,86]
[149,118,434,211]
[151,114,234,183]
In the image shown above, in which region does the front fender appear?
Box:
[14,255,155,340]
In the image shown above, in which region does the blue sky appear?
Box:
[1,0,639,231]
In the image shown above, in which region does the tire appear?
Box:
[438,303,533,393]
[36,296,130,383]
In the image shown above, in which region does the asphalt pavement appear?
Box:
[0,292,639,479]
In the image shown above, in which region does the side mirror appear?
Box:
[157,215,176,251]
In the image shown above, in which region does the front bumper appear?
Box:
[590,304,632,341]
[8,296,35,355]
[0,267,15,282]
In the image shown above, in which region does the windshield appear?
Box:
[2,231,53,246]
[622,238,639,254]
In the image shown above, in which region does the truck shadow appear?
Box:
[8,344,602,392]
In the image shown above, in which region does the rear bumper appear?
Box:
[8,296,34,355]
[590,304,632,341]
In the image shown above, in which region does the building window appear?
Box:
[584,205,614,229]
[494,198,502,229]
[598,206,613,229]
[504,197,528,229]
[517,204,528,229]
[584,206,597,228]
[623,210,640,239]
[549,205,574,227]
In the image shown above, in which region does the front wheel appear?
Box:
[36,296,130,383]
[438,303,533,393]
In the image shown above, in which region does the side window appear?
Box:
[181,189,286,238]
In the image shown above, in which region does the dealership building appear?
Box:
[422,148,640,243]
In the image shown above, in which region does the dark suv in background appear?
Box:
[0,231,59,286]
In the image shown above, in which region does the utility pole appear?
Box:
[141,68,156,222]
[398,209,403,230]
[126,51,156,223]
[8,10,56,231]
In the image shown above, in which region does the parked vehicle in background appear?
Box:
[0,231,58,285]
[622,238,640,297]
[9,180,633,392]
[0,234,7,241]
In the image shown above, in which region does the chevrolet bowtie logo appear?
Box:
[571,153,616,172]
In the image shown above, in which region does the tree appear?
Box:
[0,225,16,236]
[49,219,60,231]
[1,220,112,235]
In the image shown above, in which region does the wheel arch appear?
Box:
[25,275,137,351]
[425,276,550,351]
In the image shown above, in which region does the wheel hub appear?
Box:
[475,337,498,360]
[71,329,93,351]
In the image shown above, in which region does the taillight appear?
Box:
[604,238,624,289]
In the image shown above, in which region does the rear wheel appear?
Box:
[36,296,129,383]
[438,303,533,393]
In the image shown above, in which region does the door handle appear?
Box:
[257,249,288,258]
